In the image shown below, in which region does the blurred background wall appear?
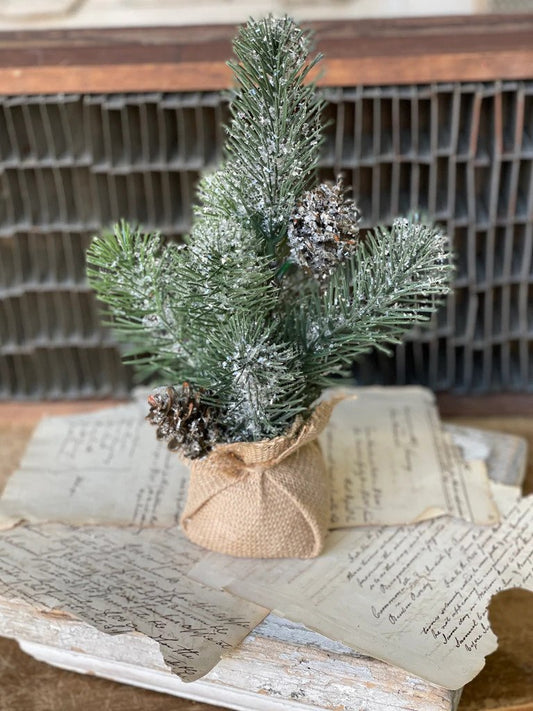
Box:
[0,4,531,399]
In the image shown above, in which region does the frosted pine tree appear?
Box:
[87,16,453,458]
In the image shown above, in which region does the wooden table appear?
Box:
[0,398,531,711]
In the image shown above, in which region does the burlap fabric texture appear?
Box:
[180,398,339,559]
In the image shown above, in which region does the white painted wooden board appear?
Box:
[2,604,461,711]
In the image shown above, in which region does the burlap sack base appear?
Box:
[180,398,340,559]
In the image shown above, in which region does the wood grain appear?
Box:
[0,15,532,94]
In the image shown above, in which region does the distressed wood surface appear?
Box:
[0,601,460,711]
[0,15,532,94]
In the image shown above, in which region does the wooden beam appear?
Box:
[0,14,532,95]
[436,393,533,418]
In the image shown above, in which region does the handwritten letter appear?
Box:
[322,388,499,527]
[0,523,268,681]
[190,494,533,689]
[0,400,190,529]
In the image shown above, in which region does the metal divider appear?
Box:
[0,82,532,398]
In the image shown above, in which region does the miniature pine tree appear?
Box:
[87,16,453,457]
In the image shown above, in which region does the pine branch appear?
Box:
[197,16,325,252]
[162,217,281,384]
[201,313,308,441]
[288,218,454,390]
[161,215,308,438]
[86,222,189,381]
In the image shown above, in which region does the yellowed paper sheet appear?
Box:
[190,494,532,690]
[322,387,499,527]
[489,481,522,516]
[0,398,191,529]
[0,523,268,681]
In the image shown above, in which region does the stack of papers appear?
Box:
[0,386,530,690]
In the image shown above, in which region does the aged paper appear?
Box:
[0,387,499,530]
[0,399,191,529]
[0,522,268,681]
[321,388,499,527]
[488,481,522,517]
[190,494,533,690]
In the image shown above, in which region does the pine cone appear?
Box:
[288,177,361,281]
[146,384,221,459]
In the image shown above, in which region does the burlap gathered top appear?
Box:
[180,398,339,559]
